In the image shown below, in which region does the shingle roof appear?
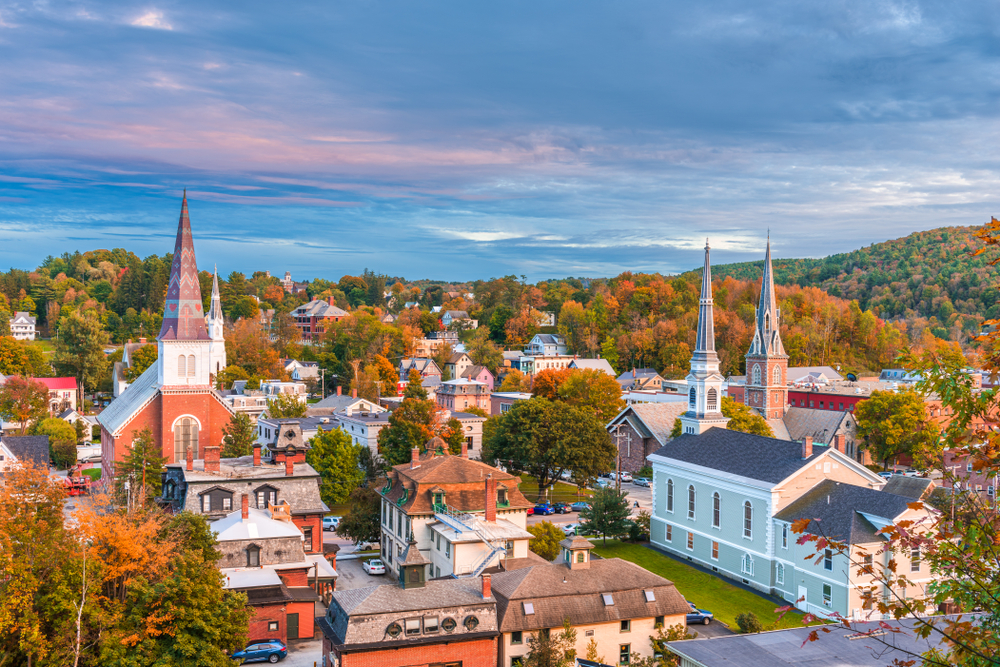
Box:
[1,435,50,466]
[491,558,690,632]
[782,407,852,445]
[611,403,688,446]
[649,427,829,485]
[333,578,489,616]
[569,358,617,376]
[97,361,162,435]
[774,479,917,543]
[881,476,934,500]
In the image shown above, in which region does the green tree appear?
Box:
[266,392,307,418]
[483,398,616,498]
[53,310,109,402]
[336,485,382,545]
[0,375,50,435]
[600,336,620,374]
[307,428,365,507]
[579,487,632,545]
[124,344,158,382]
[466,327,504,374]
[720,397,774,437]
[854,390,940,469]
[526,520,564,561]
[403,369,428,400]
[220,412,256,458]
[524,619,577,667]
[113,427,167,510]
[35,417,77,469]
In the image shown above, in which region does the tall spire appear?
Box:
[748,237,786,356]
[158,193,209,341]
[210,265,223,321]
[694,239,718,358]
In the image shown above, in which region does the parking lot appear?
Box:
[526,478,652,528]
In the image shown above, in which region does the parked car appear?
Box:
[533,503,555,515]
[553,502,572,514]
[231,640,288,663]
[560,470,574,481]
[686,602,714,625]
[570,501,590,512]
[877,471,895,480]
[526,507,535,516]
[592,479,611,489]
[323,516,340,531]
[562,523,581,535]
[632,477,651,487]
[362,558,387,575]
[902,469,927,478]
[609,472,633,483]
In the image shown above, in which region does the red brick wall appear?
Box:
[334,636,498,667]
[787,390,863,412]
[287,600,315,639]
[293,514,324,554]
[248,602,288,644]
[278,567,311,587]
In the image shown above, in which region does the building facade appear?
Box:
[436,379,490,412]
[743,239,788,421]
[290,298,348,341]
[9,312,36,340]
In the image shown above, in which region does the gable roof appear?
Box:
[610,403,688,446]
[649,427,830,485]
[0,435,50,466]
[33,377,77,391]
[98,361,162,435]
[569,358,617,376]
[311,394,385,412]
[787,365,844,382]
[782,407,853,445]
[774,479,920,543]
[10,312,35,324]
[880,476,935,500]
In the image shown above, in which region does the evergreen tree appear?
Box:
[113,427,166,510]
[336,486,382,545]
[579,487,632,545]
[220,412,256,458]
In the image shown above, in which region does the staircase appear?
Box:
[434,504,508,578]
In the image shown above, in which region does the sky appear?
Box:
[1,1,1000,281]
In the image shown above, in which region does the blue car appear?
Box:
[686,602,714,625]
[232,640,288,663]
[533,503,555,515]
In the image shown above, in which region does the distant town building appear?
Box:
[436,378,490,412]
[524,333,567,356]
[9,312,36,340]
[289,298,347,341]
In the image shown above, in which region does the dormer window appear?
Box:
[255,485,277,508]
[246,544,260,567]
[497,486,508,506]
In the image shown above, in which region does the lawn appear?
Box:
[518,474,593,504]
[80,468,102,481]
[592,540,807,631]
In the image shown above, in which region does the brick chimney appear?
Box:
[204,446,221,473]
[253,444,261,467]
[242,493,249,519]
[834,434,844,454]
[352,388,358,399]
[285,457,294,477]
[461,439,468,459]
[802,437,813,459]
[481,573,492,600]
[186,445,194,471]
[139,337,147,344]
[411,447,420,469]
[485,474,497,522]
[336,385,342,397]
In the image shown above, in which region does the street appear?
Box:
[526,480,652,528]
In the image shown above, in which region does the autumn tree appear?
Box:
[466,326,503,374]
[307,428,365,507]
[527,520,564,561]
[378,392,463,466]
[0,336,51,376]
[36,417,77,469]
[554,368,626,423]
[113,427,166,510]
[53,309,109,403]
[0,374,50,435]
[366,354,398,397]
[225,318,284,379]
[855,389,940,469]
[220,412,256,458]
[524,619,577,667]
[123,343,157,382]
[498,368,532,392]
[720,397,774,437]
[266,392,307,418]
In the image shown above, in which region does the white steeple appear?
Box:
[206,265,227,380]
[678,240,729,436]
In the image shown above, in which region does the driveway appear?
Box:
[282,638,321,667]
[335,556,391,591]
[688,618,734,639]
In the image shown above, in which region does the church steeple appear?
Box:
[679,240,729,436]
[745,236,789,421]
[206,264,227,378]
[748,236,785,357]
[158,191,209,342]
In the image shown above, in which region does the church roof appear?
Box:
[97,360,162,436]
[694,241,717,356]
[158,193,210,341]
[209,266,223,321]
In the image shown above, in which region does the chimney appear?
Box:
[139,337,146,344]
[186,446,194,471]
[802,437,813,459]
[204,446,221,473]
[352,388,357,399]
[336,386,342,397]
[241,493,249,519]
[461,439,468,459]
[481,573,492,600]
[253,444,261,467]
[411,447,420,469]
[834,434,844,454]
[285,457,294,477]
[485,474,497,522]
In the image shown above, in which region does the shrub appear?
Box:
[735,612,763,634]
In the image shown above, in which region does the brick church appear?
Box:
[99,194,232,474]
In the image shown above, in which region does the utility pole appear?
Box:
[320,368,326,399]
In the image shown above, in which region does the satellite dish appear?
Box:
[846,373,858,383]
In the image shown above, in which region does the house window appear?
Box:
[654,616,664,628]
[711,541,719,560]
[303,527,313,552]
[620,620,630,632]
[202,495,211,512]
[687,486,696,520]
[781,523,788,549]
[666,525,672,542]
[246,545,260,567]
[177,354,186,377]
[910,548,920,572]
[712,493,721,528]
[620,644,630,665]
[577,552,585,563]
[511,631,523,645]
[741,553,753,576]
[776,563,784,584]
[187,354,196,377]
[967,462,973,472]
[173,417,199,462]
[666,479,674,513]
[686,532,693,550]
[707,388,718,412]
[822,584,832,607]
[222,497,231,511]
[743,501,753,539]
[773,366,781,385]
[255,486,277,508]
[445,541,451,558]
[824,549,833,571]
[404,619,421,636]
[268,621,278,632]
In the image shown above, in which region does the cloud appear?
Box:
[131,10,172,30]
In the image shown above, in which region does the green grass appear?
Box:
[26,339,56,354]
[592,540,808,631]
[80,468,102,481]
[518,474,593,503]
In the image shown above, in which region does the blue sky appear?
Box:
[1,1,999,281]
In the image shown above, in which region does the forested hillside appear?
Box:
[712,226,999,340]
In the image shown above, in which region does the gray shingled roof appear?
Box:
[782,407,852,445]
[610,403,688,447]
[650,427,828,485]
[774,479,917,543]
[881,476,934,500]
[98,361,161,435]
[1,435,50,466]
[332,578,488,616]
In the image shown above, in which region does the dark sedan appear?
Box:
[686,602,714,625]
[232,640,288,663]
[533,503,555,515]
[552,502,573,514]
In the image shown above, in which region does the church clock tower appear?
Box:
[744,238,788,421]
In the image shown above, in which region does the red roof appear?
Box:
[33,377,78,391]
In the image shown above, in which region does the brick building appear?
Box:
[290,297,348,341]
[98,194,233,474]
[606,403,688,473]
[436,379,490,412]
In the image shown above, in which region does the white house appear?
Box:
[9,312,36,340]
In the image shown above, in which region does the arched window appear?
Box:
[741,553,754,576]
[707,388,718,412]
[177,354,187,377]
[666,479,674,513]
[773,365,781,385]
[712,492,721,528]
[688,387,696,409]
[173,417,199,462]
[743,501,753,538]
[187,354,196,377]
[246,544,261,568]
[751,364,761,385]
[776,562,784,584]
[687,485,696,520]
